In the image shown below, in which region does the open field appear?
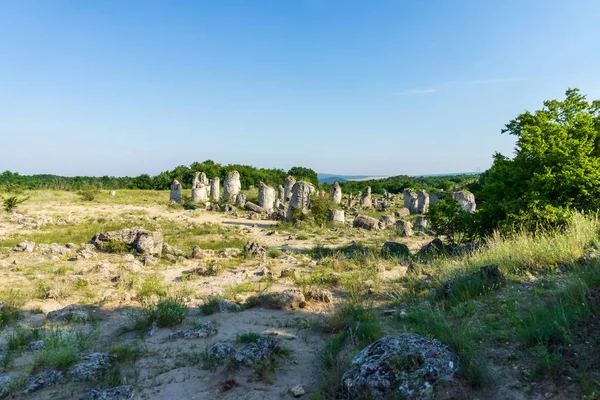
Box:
[0,190,599,399]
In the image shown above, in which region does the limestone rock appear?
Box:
[286,181,314,221]
[223,171,241,201]
[353,214,380,230]
[342,334,458,400]
[429,192,440,206]
[277,185,285,202]
[395,220,413,237]
[284,176,296,202]
[452,191,476,213]
[91,228,163,256]
[394,208,410,217]
[169,180,182,203]
[330,182,342,204]
[24,369,64,393]
[379,215,396,229]
[233,336,281,367]
[330,209,345,224]
[257,182,276,212]
[243,242,266,259]
[168,321,217,339]
[303,287,333,303]
[79,385,134,400]
[67,353,111,381]
[109,190,116,197]
[381,241,410,257]
[417,190,429,214]
[47,305,90,322]
[360,187,372,209]
[244,202,265,213]
[162,243,186,257]
[210,177,220,201]
[257,290,306,310]
[12,240,35,252]
[208,342,236,360]
[290,385,305,397]
[192,185,208,202]
[0,375,13,398]
[421,238,445,254]
[235,193,247,208]
[403,189,418,214]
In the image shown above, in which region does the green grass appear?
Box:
[137,274,167,300]
[6,326,42,351]
[0,289,26,330]
[236,332,261,343]
[267,247,282,258]
[109,345,141,362]
[33,328,97,370]
[200,296,226,315]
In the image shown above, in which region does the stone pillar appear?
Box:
[192,172,201,189]
[284,176,296,202]
[285,181,314,221]
[210,177,220,201]
[417,190,429,214]
[330,209,345,224]
[360,187,372,209]
[224,170,241,201]
[277,185,285,202]
[199,172,209,186]
[346,193,353,208]
[452,191,476,213]
[403,189,418,214]
[170,180,182,203]
[258,182,276,212]
[330,182,342,204]
[192,185,208,202]
[236,193,247,208]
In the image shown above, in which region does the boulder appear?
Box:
[394,208,410,217]
[353,214,380,230]
[452,191,476,213]
[236,193,247,208]
[381,241,410,257]
[342,334,459,400]
[330,209,345,224]
[257,290,306,310]
[0,375,13,398]
[379,215,396,229]
[91,228,163,256]
[421,238,445,254]
[79,385,134,400]
[233,336,281,367]
[223,171,241,201]
[243,242,266,259]
[168,321,217,340]
[12,241,35,252]
[329,182,342,204]
[24,369,64,393]
[395,220,413,237]
[67,353,111,381]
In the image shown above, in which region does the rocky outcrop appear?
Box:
[223,170,241,201]
[169,180,182,203]
[330,182,342,204]
[257,290,306,310]
[244,202,265,213]
[452,190,476,213]
[233,336,281,367]
[353,214,380,230]
[284,176,296,202]
[91,228,163,256]
[277,185,285,202]
[381,241,410,257]
[191,185,208,202]
[286,181,314,221]
[79,385,134,400]
[235,193,247,208]
[243,242,266,259]
[342,334,458,400]
[12,240,35,252]
[68,353,111,381]
[258,182,276,212]
[417,190,429,214]
[168,321,217,339]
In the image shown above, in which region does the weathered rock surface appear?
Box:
[67,353,111,381]
[379,215,396,229]
[79,385,134,400]
[360,187,372,209]
[394,208,410,217]
[395,220,413,237]
[0,375,13,398]
[233,336,281,367]
[381,241,410,257]
[421,238,445,254]
[286,181,314,220]
[417,189,429,214]
[353,214,380,230]
[284,176,296,202]
[235,193,247,208]
[257,290,306,310]
[168,321,217,339]
[208,342,236,360]
[24,369,64,393]
[12,240,35,252]
[223,171,241,201]
[258,182,276,212]
[452,190,476,213]
[209,177,220,201]
[169,180,182,203]
[330,209,345,224]
[91,228,163,256]
[243,242,266,259]
[191,185,208,202]
[47,305,90,322]
[329,182,342,204]
[342,334,459,400]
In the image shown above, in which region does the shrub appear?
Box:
[78,186,100,201]
[267,248,282,258]
[146,296,187,328]
[2,195,29,212]
[236,332,261,343]
[426,197,475,245]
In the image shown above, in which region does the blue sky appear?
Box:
[1,0,599,177]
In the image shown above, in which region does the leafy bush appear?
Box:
[2,195,29,212]
[78,186,100,201]
[426,197,475,245]
[267,248,282,258]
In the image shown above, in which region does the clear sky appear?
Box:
[1,0,599,177]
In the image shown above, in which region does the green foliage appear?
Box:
[267,248,282,258]
[2,195,29,212]
[0,289,26,330]
[339,174,478,195]
[310,194,335,225]
[476,89,600,234]
[426,197,475,245]
[200,295,226,315]
[6,327,41,351]
[34,329,93,370]
[137,274,167,299]
[288,166,319,186]
[109,345,141,362]
[148,297,187,327]
[78,185,100,201]
[236,332,261,343]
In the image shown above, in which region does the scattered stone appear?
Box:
[47,305,90,322]
[76,248,97,260]
[219,248,241,258]
[0,375,13,398]
[257,290,306,310]
[24,369,64,393]
[67,353,111,382]
[421,238,445,254]
[109,190,116,197]
[290,385,305,397]
[379,215,396,229]
[168,321,217,339]
[141,256,157,266]
[169,180,182,203]
[91,228,163,256]
[44,289,60,299]
[394,208,410,217]
[381,241,410,257]
[342,334,458,400]
[28,340,45,351]
[162,243,186,257]
[353,214,380,230]
[223,170,241,201]
[12,240,35,252]
[303,287,333,303]
[79,385,134,400]
[439,264,505,298]
[244,202,265,213]
[243,242,266,259]
[192,246,215,259]
[216,300,242,313]
[233,336,281,367]
[330,209,345,224]
[208,342,236,360]
[395,220,413,237]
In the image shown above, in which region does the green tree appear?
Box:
[426,197,474,245]
[288,166,319,186]
[477,89,600,234]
